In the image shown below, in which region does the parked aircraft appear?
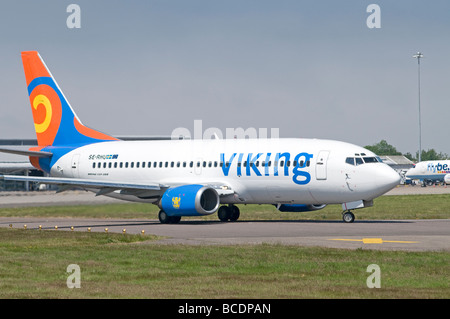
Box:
[405,160,450,186]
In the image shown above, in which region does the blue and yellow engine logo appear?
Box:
[172,196,181,209]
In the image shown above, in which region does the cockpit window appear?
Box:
[345,157,355,165]
[345,156,380,166]
[363,157,379,163]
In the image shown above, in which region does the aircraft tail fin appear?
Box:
[21,51,118,147]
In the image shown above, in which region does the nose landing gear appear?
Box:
[342,211,355,223]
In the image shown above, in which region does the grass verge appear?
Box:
[0,228,448,299]
[0,194,449,221]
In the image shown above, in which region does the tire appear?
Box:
[218,206,231,222]
[170,216,181,224]
[342,211,355,223]
[229,205,240,222]
[158,210,170,224]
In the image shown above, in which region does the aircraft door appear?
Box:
[316,150,330,180]
[71,154,80,178]
[194,157,202,175]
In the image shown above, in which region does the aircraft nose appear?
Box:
[376,165,401,193]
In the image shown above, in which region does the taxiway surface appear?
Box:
[0,186,449,251]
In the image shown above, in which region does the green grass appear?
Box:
[0,228,448,299]
[0,194,449,221]
[0,194,448,299]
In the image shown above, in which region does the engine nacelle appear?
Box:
[160,184,220,216]
[444,174,450,185]
[276,204,327,212]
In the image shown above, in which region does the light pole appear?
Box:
[413,52,424,162]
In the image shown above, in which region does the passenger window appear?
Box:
[114,162,118,168]
[108,162,112,168]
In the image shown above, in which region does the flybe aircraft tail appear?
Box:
[21,51,118,147]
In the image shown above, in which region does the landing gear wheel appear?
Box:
[218,206,231,222]
[158,210,181,224]
[342,211,355,223]
[159,210,170,224]
[170,216,181,224]
[229,205,240,222]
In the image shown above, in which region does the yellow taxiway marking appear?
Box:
[330,238,418,244]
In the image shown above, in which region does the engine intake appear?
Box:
[444,174,450,185]
[160,184,220,216]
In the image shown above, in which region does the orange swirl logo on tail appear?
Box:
[29,84,62,146]
[33,94,52,133]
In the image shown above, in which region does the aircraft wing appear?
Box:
[0,175,162,195]
[0,174,234,198]
[205,183,235,196]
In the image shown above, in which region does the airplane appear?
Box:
[0,51,400,223]
[405,160,450,186]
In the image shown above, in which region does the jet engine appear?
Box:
[160,184,220,216]
[444,174,450,185]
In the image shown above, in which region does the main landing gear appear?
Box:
[342,211,355,223]
[218,205,240,222]
[158,210,181,224]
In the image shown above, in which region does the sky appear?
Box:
[0,0,449,156]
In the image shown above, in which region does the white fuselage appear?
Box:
[405,160,450,182]
[49,138,400,206]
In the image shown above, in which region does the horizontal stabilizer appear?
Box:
[0,147,53,158]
